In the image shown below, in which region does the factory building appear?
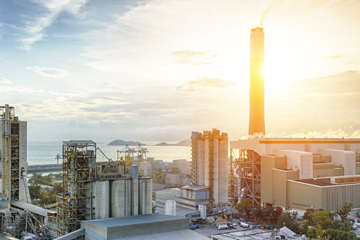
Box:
[0,104,28,202]
[0,105,58,239]
[57,140,152,237]
[230,138,360,211]
[191,129,229,204]
[139,159,191,189]
[249,27,265,136]
[57,214,208,240]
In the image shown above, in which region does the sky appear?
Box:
[0,0,360,142]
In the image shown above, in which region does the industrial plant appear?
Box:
[0,25,359,240]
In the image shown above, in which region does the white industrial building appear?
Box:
[191,128,229,204]
[230,137,360,211]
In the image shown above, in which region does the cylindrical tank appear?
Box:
[111,180,126,217]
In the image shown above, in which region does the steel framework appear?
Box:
[57,141,96,236]
[229,149,261,206]
[10,122,20,201]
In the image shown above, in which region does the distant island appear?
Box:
[155,139,190,146]
[107,139,146,146]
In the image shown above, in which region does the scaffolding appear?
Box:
[57,141,96,236]
[10,121,20,201]
[229,149,261,206]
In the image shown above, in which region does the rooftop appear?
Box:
[82,214,184,228]
[294,179,333,186]
[181,185,209,191]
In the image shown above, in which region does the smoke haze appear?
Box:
[260,0,283,26]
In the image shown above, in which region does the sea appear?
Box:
[27,140,191,166]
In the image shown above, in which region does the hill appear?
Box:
[155,139,190,146]
[107,139,145,146]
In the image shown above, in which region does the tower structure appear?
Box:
[0,104,27,202]
[57,140,96,235]
[249,27,265,135]
[191,128,228,204]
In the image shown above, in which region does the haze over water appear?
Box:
[27,141,191,165]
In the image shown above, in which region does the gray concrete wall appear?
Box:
[19,121,27,202]
[95,181,110,219]
[131,179,138,215]
[212,138,219,204]
[272,169,298,207]
[138,178,152,215]
[195,139,204,186]
[111,180,126,217]
[218,138,228,204]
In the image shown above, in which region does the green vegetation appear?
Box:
[235,200,282,224]
[234,198,252,217]
[235,199,358,239]
[279,207,300,233]
[299,203,358,240]
[28,173,63,206]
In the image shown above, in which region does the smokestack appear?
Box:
[249,27,265,136]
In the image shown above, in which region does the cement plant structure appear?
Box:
[191,129,228,205]
[0,104,27,202]
[230,138,360,211]
[228,27,360,213]
[0,105,55,239]
[57,140,152,237]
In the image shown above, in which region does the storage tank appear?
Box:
[138,178,152,214]
[94,181,109,219]
[111,179,127,217]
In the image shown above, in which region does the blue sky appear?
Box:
[1,0,360,142]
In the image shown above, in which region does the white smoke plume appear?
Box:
[259,0,283,26]
[242,129,360,140]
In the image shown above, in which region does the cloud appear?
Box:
[324,54,346,59]
[176,77,235,92]
[26,66,70,79]
[170,49,218,65]
[0,78,12,84]
[20,0,87,50]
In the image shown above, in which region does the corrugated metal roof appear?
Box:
[280,226,296,237]
[111,229,208,240]
[10,201,48,217]
[181,185,209,191]
[82,214,184,228]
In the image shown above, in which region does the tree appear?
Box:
[234,199,252,217]
[336,202,353,222]
[278,208,299,233]
[312,211,332,230]
[252,204,263,220]
[327,228,357,240]
[303,208,315,225]
[300,205,358,239]
[29,184,41,200]
[52,183,63,194]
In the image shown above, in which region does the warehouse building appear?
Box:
[230,137,360,211]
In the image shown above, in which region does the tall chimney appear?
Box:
[249,27,265,136]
